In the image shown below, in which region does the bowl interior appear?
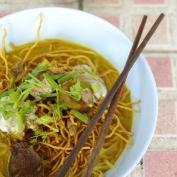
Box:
[0,7,158,177]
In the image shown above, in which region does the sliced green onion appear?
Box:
[25,60,50,80]
[53,104,62,119]
[27,73,46,88]
[48,73,66,80]
[44,73,58,89]
[36,115,53,124]
[69,81,82,101]
[17,102,32,130]
[70,109,89,123]
[57,71,80,84]
[36,115,59,132]
[0,89,15,99]
[15,87,33,108]
[53,102,68,119]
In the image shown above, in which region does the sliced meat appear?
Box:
[9,142,45,177]
[59,92,88,111]
[61,80,94,111]
[81,88,94,107]
[73,65,107,100]
[60,81,90,111]
[30,83,52,100]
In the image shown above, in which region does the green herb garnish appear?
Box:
[57,71,79,84]
[17,102,32,130]
[68,81,83,101]
[70,109,89,123]
[0,89,19,120]
[44,73,58,89]
[24,59,50,80]
[53,102,68,119]
[30,130,54,144]
[36,115,59,132]
[48,73,65,80]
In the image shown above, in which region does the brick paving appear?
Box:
[144,151,177,177]
[147,56,173,87]
[156,100,176,134]
[0,0,176,177]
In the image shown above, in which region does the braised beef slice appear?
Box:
[9,143,45,177]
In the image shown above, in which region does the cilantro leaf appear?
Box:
[0,89,19,120]
[69,81,82,101]
[52,102,68,119]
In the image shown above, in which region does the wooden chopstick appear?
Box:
[81,15,148,177]
[56,13,164,177]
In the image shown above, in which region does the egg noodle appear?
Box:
[0,15,139,177]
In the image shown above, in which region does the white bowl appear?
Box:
[0,7,158,177]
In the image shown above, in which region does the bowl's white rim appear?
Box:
[0,7,158,177]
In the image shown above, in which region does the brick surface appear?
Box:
[150,137,177,150]
[144,151,177,177]
[134,0,165,4]
[0,12,7,17]
[132,15,169,45]
[155,101,177,135]
[146,56,173,88]
[102,15,120,27]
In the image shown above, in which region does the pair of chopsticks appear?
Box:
[56,13,164,177]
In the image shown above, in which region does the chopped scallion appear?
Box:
[24,59,50,80]
[36,115,58,132]
[70,109,89,123]
[44,73,59,89]
[17,102,32,130]
[57,71,79,84]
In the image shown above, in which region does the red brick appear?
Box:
[102,16,119,27]
[147,57,173,87]
[133,15,168,45]
[134,0,165,4]
[144,151,177,177]
[0,13,8,18]
[155,101,177,135]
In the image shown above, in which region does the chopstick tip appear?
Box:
[160,13,165,18]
